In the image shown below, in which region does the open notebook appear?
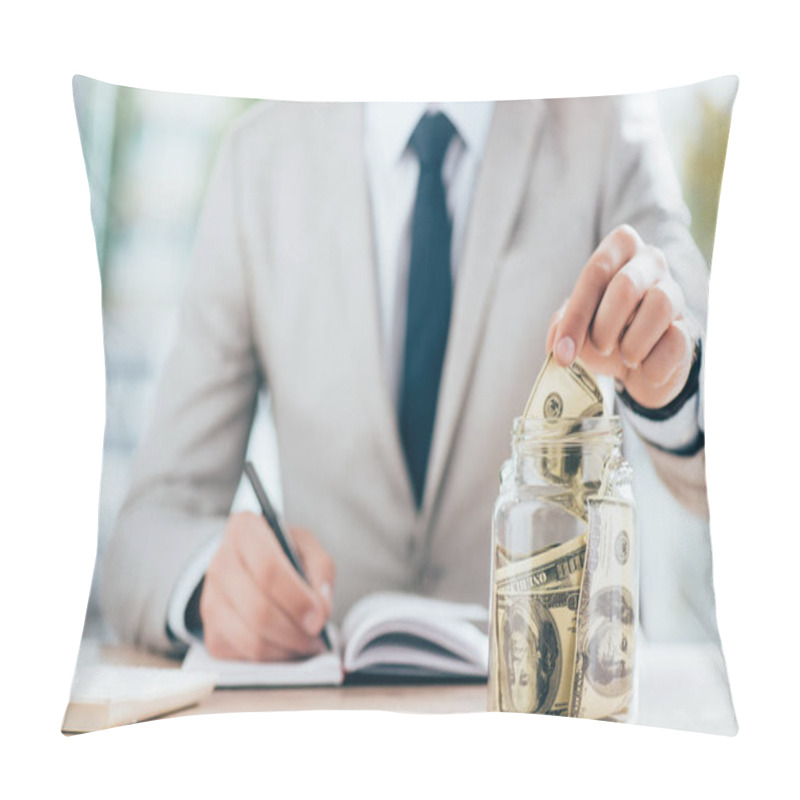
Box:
[182,592,489,686]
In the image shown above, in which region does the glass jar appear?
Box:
[487,415,637,722]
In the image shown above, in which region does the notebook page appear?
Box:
[341,592,488,676]
[181,624,343,687]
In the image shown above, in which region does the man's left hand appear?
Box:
[546,224,697,410]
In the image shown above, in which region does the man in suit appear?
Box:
[101,98,709,661]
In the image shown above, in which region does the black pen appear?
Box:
[243,461,332,651]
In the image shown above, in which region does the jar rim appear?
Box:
[511,415,622,442]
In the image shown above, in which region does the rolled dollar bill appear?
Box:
[522,353,605,515]
[494,534,587,591]
[523,353,604,421]
[494,534,586,715]
[569,498,636,720]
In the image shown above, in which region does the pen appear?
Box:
[243,461,332,652]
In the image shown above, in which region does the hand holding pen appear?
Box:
[197,462,335,661]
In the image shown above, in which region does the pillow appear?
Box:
[65,74,738,735]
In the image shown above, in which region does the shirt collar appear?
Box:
[365,101,495,166]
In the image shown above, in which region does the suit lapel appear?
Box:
[332,105,417,509]
[325,102,548,518]
[422,100,547,517]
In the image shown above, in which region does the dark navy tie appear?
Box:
[399,111,457,509]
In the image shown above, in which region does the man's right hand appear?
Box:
[199,511,335,661]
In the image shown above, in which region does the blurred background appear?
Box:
[73,75,737,645]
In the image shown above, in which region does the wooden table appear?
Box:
[73,637,738,734]
[98,643,489,718]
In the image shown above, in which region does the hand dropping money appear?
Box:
[491,351,635,720]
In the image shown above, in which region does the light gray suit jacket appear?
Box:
[101,98,710,654]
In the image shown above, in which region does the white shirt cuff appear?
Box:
[618,371,704,453]
[166,533,223,646]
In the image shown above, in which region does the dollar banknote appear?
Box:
[569,498,636,720]
[521,353,605,519]
[523,352,604,421]
[495,541,558,569]
[493,534,586,715]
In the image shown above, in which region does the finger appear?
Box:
[203,540,323,657]
[618,279,685,368]
[554,225,642,366]
[571,332,628,383]
[589,248,666,355]
[639,321,692,388]
[233,520,329,637]
[292,527,336,614]
[226,549,326,656]
[202,590,302,662]
[545,300,568,353]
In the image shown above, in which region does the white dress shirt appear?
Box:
[166,100,704,644]
[364,101,495,404]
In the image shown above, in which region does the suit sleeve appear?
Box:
[599,94,710,517]
[100,128,262,654]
